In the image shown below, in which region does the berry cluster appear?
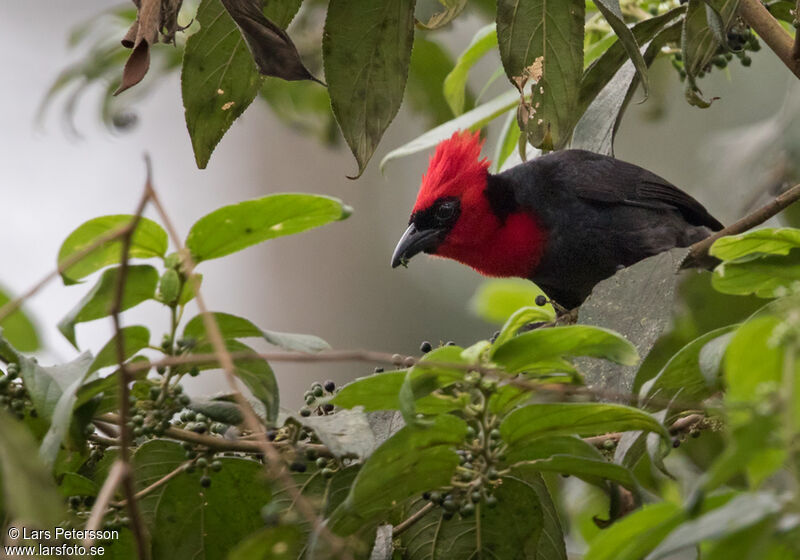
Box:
[670,24,760,82]
[299,380,336,417]
[0,363,33,420]
[181,441,224,487]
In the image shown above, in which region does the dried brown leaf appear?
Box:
[220,0,322,83]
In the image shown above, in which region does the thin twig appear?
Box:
[98,412,335,456]
[146,173,354,559]
[83,460,128,548]
[685,181,800,268]
[584,413,708,448]
[392,502,435,537]
[111,462,190,508]
[107,161,153,560]
[738,0,800,79]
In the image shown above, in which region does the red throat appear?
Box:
[413,130,548,278]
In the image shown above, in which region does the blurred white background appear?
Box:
[0,1,793,407]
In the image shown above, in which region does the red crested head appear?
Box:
[392,129,546,280]
[412,130,490,214]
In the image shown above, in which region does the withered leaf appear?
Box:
[220,0,322,83]
[116,0,184,95]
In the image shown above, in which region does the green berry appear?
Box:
[6,364,18,378]
[465,426,476,439]
[156,366,166,375]
[300,408,312,417]
[485,495,498,508]
[322,467,335,479]
[133,414,144,426]
[741,55,752,66]
[442,497,457,512]
[133,427,144,437]
[195,413,207,423]
[305,395,316,406]
[460,503,475,517]
[179,395,191,406]
[489,429,501,440]
[471,491,481,503]
[189,367,200,377]
[196,457,208,468]
[211,460,223,472]
[316,457,328,468]
[429,491,442,505]
[312,386,324,398]
[200,475,212,488]
[0,376,9,390]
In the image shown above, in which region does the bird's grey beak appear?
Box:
[391,223,444,268]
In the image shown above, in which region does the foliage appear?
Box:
[9,0,800,559]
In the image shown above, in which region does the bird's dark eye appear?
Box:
[436,202,456,222]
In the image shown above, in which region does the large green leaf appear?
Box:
[57,265,158,347]
[470,277,553,324]
[323,0,416,177]
[724,316,785,406]
[443,23,496,116]
[584,502,684,560]
[640,325,736,406]
[57,215,167,285]
[380,88,518,170]
[132,440,273,559]
[88,325,150,373]
[0,287,40,352]
[0,411,63,527]
[186,194,350,262]
[182,0,261,169]
[183,311,330,353]
[491,325,638,372]
[496,0,584,149]
[400,466,566,560]
[329,414,466,535]
[500,403,669,446]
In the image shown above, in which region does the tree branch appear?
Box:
[685,181,800,268]
[107,161,153,560]
[739,0,800,79]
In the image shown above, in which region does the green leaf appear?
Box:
[724,316,784,405]
[515,454,638,491]
[182,0,261,169]
[493,109,522,172]
[492,325,638,372]
[0,410,63,527]
[57,215,167,285]
[492,305,557,350]
[133,440,273,557]
[443,23,496,116]
[593,1,649,97]
[640,326,737,406]
[57,265,158,347]
[157,268,180,304]
[332,370,467,414]
[21,353,95,466]
[0,286,40,352]
[407,37,460,127]
[323,0,416,177]
[400,466,566,559]
[329,414,466,535]
[470,278,553,324]
[497,0,584,149]
[380,89,518,171]
[681,0,740,106]
[585,502,684,560]
[186,194,350,262]
[712,250,800,298]
[710,228,800,261]
[646,492,783,559]
[500,403,669,446]
[187,399,245,425]
[183,311,330,352]
[580,7,685,116]
[189,340,279,422]
[228,526,304,560]
[88,326,150,373]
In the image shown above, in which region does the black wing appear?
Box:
[564,150,724,231]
